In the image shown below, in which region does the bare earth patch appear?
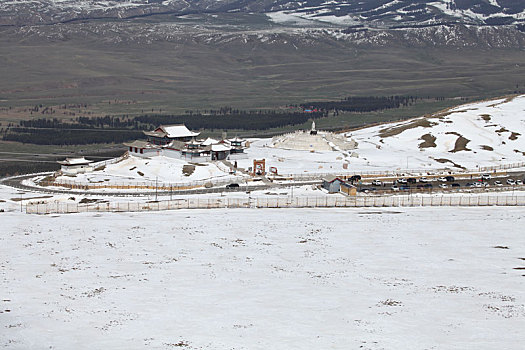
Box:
[480,114,491,122]
[379,118,437,138]
[418,133,437,149]
[509,132,520,140]
[446,132,471,153]
[182,165,196,177]
[480,145,494,151]
[496,127,509,135]
[433,158,466,169]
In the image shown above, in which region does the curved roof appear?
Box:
[160,124,200,138]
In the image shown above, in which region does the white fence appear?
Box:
[276,161,525,180]
[45,173,248,191]
[26,194,525,214]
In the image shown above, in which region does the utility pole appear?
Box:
[155,176,158,202]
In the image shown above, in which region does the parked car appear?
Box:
[473,182,482,188]
[516,179,523,185]
[407,178,417,184]
[391,185,400,192]
[399,185,411,190]
[494,181,502,186]
[445,176,455,182]
[226,183,240,188]
[481,173,491,180]
[349,175,362,183]
[506,178,516,185]
[419,177,429,182]
[424,183,433,188]
[451,183,460,187]
[437,176,447,182]
[396,178,407,184]
[372,179,382,186]
[439,183,448,189]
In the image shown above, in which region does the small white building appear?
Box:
[58,157,94,175]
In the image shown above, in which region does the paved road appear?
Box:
[0,173,319,197]
[2,170,525,197]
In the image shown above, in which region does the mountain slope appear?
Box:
[1,0,524,26]
[348,95,525,170]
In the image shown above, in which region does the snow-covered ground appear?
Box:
[45,95,525,189]
[54,155,245,186]
[1,207,524,349]
[346,95,525,171]
[2,94,525,348]
[239,95,525,175]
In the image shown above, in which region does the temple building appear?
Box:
[144,124,200,145]
[124,124,247,161]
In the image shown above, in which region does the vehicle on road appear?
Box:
[396,178,407,184]
[437,176,447,182]
[473,182,482,188]
[516,180,523,185]
[439,183,448,189]
[226,183,240,188]
[481,173,491,180]
[391,185,400,191]
[506,178,516,185]
[419,177,429,182]
[372,180,382,186]
[451,183,460,187]
[494,181,502,186]
[424,183,433,188]
[445,176,455,182]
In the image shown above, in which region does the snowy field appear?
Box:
[54,156,243,185]
[348,95,525,171]
[1,207,524,349]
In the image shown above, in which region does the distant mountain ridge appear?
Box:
[1,0,524,27]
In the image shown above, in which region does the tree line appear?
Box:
[3,95,427,145]
[300,96,417,113]
[6,111,326,145]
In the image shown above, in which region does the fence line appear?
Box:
[39,174,247,191]
[25,194,525,214]
[276,161,525,180]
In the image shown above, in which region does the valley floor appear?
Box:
[1,207,524,349]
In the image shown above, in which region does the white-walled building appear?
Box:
[58,157,94,174]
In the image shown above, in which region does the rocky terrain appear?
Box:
[1,0,523,27]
